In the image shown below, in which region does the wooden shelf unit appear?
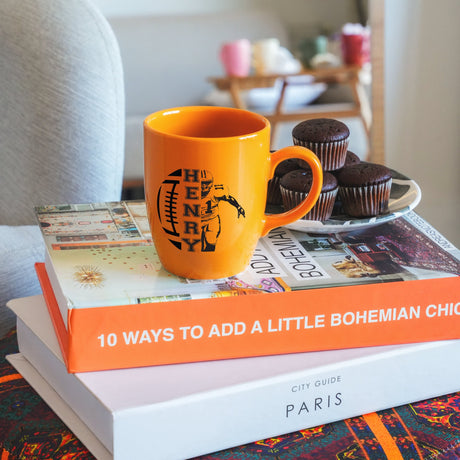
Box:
[208,66,372,154]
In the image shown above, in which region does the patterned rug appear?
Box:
[1,329,459,460]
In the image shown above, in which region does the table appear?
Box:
[208,66,372,151]
[1,328,459,459]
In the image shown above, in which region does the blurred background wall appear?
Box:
[385,0,460,246]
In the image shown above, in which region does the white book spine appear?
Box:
[15,314,460,460]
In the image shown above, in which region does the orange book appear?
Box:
[34,202,460,373]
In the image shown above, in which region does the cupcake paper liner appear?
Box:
[280,185,338,221]
[293,138,350,171]
[338,179,392,217]
[266,176,282,205]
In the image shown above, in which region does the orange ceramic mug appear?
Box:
[144,106,323,279]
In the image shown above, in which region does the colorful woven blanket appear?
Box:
[1,329,459,459]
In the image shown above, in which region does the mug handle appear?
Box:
[261,146,323,236]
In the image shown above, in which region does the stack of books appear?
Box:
[6,200,460,459]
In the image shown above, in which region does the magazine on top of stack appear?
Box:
[33,201,460,372]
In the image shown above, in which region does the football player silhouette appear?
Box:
[200,170,245,252]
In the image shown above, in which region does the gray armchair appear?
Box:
[0,0,125,337]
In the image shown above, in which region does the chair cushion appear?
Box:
[0,0,125,226]
[0,226,44,337]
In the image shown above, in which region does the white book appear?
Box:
[7,294,460,460]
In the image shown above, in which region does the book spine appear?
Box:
[36,263,460,372]
[127,341,460,460]
[15,314,460,460]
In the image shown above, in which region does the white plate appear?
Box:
[282,168,422,234]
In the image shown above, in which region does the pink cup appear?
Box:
[219,39,251,77]
[341,33,369,66]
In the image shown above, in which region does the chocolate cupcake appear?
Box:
[267,158,300,205]
[292,118,350,171]
[337,162,392,217]
[280,169,338,221]
[343,150,361,167]
[332,150,361,187]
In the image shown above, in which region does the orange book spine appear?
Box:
[36,263,460,373]
[36,263,70,370]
